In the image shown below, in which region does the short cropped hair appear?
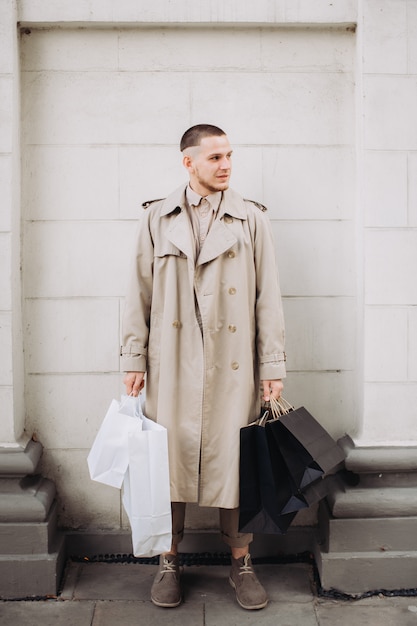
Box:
[180,124,226,151]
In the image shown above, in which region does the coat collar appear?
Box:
[161,184,247,265]
[160,184,248,220]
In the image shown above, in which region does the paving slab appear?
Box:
[205,599,318,626]
[0,600,96,626]
[68,562,157,601]
[315,599,417,626]
[258,563,314,603]
[2,560,417,626]
[91,600,205,626]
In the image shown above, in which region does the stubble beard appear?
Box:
[197,174,230,194]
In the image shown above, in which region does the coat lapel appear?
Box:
[196,188,247,266]
[166,209,195,261]
[197,218,237,266]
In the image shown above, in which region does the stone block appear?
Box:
[0,475,56,523]
[409,153,417,227]
[0,312,12,385]
[260,27,354,73]
[363,0,407,74]
[25,373,122,450]
[363,151,408,227]
[274,221,355,297]
[24,298,120,373]
[281,370,357,440]
[17,0,357,24]
[21,71,190,146]
[317,549,417,594]
[0,388,15,442]
[0,500,59,555]
[0,237,11,311]
[364,307,408,382]
[329,484,417,518]
[0,440,42,476]
[24,221,135,298]
[0,534,66,598]
[191,72,354,146]
[21,28,119,71]
[0,155,12,231]
[23,146,119,221]
[361,382,417,445]
[0,1,14,74]
[409,309,417,380]
[282,0,357,23]
[365,230,417,305]
[364,76,417,150]
[321,511,417,553]
[283,297,356,372]
[119,27,261,72]
[0,77,12,152]
[263,146,355,221]
[40,449,121,529]
[409,1,417,74]
[119,146,185,220]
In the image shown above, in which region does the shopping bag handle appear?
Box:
[251,397,294,427]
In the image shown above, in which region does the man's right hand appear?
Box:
[123,372,145,397]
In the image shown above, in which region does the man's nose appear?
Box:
[219,157,231,169]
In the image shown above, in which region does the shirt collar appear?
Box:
[186,185,222,213]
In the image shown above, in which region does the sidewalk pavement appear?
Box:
[1,558,417,625]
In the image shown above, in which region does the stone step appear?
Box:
[0,534,66,599]
[316,548,417,595]
[0,500,59,555]
[319,503,417,552]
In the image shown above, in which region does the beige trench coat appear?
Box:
[121,184,286,509]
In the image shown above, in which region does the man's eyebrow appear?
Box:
[207,150,234,157]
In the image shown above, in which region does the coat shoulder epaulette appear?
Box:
[142,198,165,209]
[244,198,268,212]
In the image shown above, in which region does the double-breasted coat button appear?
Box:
[228,324,237,333]
[231,361,239,370]
[224,216,233,224]
[227,250,236,258]
[172,320,181,329]
[228,287,236,295]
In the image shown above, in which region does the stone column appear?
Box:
[317,0,417,594]
[0,1,64,598]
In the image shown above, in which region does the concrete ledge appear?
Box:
[319,503,417,552]
[0,534,66,599]
[0,500,59,555]
[0,443,65,598]
[328,484,417,518]
[0,440,42,476]
[318,440,417,594]
[0,475,56,522]
[316,549,417,594]
[339,437,417,473]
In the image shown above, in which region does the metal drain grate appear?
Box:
[72,551,417,601]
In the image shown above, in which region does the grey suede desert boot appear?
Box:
[151,554,182,608]
[229,553,268,610]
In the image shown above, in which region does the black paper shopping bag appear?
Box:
[238,411,296,534]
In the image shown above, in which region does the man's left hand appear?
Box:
[262,379,284,402]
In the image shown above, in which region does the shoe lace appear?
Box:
[239,554,254,576]
[161,557,177,574]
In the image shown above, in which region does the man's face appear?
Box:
[183,134,232,196]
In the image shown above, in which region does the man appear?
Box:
[121,124,286,610]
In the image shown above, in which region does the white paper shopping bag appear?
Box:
[122,407,172,557]
[87,395,141,489]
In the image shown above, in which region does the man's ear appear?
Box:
[183,153,194,174]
